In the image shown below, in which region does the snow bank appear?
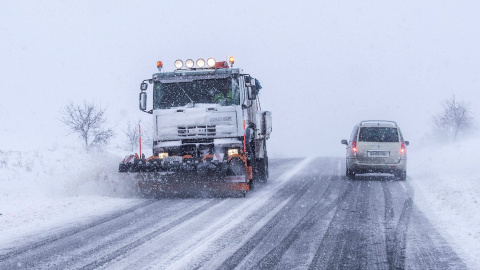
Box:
[409,136,480,269]
[0,147,137,198]
[0,147,143,251]
[1,139,479,268]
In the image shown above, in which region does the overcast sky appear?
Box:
[1,0,479,157]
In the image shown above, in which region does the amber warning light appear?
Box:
[157,61,163,71]
[229,56,235,67]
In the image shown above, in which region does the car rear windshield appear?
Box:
[358,127,399,142]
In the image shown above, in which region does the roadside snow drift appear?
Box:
[0,147,143,251]
[409,136,480,269]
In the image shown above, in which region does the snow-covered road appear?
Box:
[0,157,467,269]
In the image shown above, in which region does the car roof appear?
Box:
[358,120,398,127]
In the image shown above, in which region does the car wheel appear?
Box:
[395,170,407,181]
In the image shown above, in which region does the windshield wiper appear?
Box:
[176,83,195,107]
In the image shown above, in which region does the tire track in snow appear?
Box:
[63,199,219,269]
[308,180,368,270]
[0,199,155,262]
[186,160,334,270]
[252,176,355,270]
[382,181,398,270]
[214,182,315,270]
[219,159,342,269]
[79,199,222,270]
[105,157,315,270]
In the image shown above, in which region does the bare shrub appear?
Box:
[0,151,7,168]
[140,122,154,150]
[124,120,141,152]
[124,119,153,153]
[61,101,114,151]
[433,96,474,142]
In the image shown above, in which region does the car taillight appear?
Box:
[401,142,406,154]
[352,141,357,152]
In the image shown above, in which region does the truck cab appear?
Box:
[138,57,272,183]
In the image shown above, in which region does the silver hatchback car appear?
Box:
[341,120,409,180]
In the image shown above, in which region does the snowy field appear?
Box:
[409,137,480,269]
[1,141,479,269]
[0,147,145,253]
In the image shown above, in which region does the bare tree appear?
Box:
[124,119,141,152]
[141,121,154,150]
[433,95,474,142]
[124,119,154,153]
[61,101,114,150]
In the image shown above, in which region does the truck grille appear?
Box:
[178,125,216,137]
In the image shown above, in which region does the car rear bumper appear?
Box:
[347,158,407,174]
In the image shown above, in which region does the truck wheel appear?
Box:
[255,157,269,183]
[255,141,269,183]
[346,167,355,180]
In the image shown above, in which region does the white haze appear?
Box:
[1,1,480,268]
[1,0,480,156]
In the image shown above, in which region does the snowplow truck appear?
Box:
[119,57,272,197]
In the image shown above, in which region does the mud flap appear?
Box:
[226,157,249,197]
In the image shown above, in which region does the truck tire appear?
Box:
[255,157,269,183]
[255,142,269,183]
[346,166,355,180]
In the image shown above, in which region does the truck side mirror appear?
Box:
[244,75,251,85]
[139,92,147,111]
[140,82,148,91]
[405,141,410,146]
[341,139,348,145]
[244,75,257,100]
[248,85,257,100]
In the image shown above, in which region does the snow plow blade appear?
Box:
[137,172,249,198]
[119,154,251,198]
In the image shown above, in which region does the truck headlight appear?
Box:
[158,153,169,159]
[227,149,238,156]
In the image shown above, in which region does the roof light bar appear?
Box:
[185,59,194,68]
[207,58,216,67]
[171,57,234,70]
[196,58,205,68]
[215,61,228,68]
[174,59,183,69]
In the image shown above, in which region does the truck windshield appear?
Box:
[153,78,240,109]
